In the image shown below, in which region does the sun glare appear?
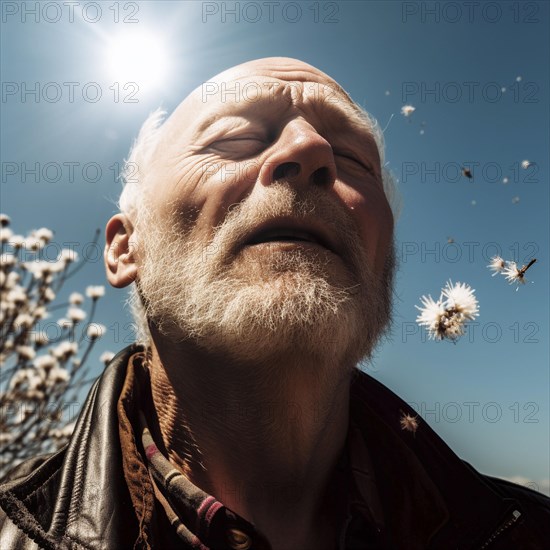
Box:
[105,30,169,91]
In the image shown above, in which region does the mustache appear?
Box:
[206,184,366,268]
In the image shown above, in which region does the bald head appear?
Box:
[110,57,397,350]
[119,57,397,223]
[155,57,357,159]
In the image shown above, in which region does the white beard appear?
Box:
[133,184,394,368]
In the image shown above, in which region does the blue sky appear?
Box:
[1,1,548,493]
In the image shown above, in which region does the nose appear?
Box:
[259,120,337,188]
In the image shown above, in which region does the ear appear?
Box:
[104,214,139,288]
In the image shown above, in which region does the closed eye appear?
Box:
[207,137,267,156]
[334,151,375,174]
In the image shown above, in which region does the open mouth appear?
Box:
[243,220,337,254]
[248,228,324,246]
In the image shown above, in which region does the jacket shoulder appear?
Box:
[0,344,142,549]
[0,453,58,485]
[480,472,550,513]
[0,451,66,550]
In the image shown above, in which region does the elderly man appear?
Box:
[1,58,549,549]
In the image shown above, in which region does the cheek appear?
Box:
[151,159,260,236]
[194,161,260,230]
[337,185,394,272]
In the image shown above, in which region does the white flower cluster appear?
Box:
[0,214,114,477]
[488,256,536,289]
[416,281,479,342]
[9,362,70,401]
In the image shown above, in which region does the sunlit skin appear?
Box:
[105,58,393,550]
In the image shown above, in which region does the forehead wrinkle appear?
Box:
[193,79,373,140]
[228,72,352,106]
[175,74,379,164]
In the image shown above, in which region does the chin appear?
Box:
[232,247,357,292]
[193,287,366,368]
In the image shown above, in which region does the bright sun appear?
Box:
[105,30,169,91]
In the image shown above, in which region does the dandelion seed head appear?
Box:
[442,281,479,319]
[488,256,506,276]
[521,160,531,169]
[0,214,10,227]
[503,262,527,286]
[400,412,419,434]
[439,315,467,341]
[415,295,444,326]
[401,105,416,117]
[416,282,479,342]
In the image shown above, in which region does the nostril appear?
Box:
[311,167,331,186]
[273,162,301,182]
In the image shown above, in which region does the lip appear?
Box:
[241,217,339,255]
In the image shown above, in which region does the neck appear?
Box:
[146,334,354,550]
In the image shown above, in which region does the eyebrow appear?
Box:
[326,101,378,143]
[193,89,378,148]
[194,97,277,137]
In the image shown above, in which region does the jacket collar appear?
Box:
[1,345,518,549]
[349,370,520,548]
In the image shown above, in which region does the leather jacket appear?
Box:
[1,344,549,549]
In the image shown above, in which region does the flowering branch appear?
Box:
[0,214,113,479]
